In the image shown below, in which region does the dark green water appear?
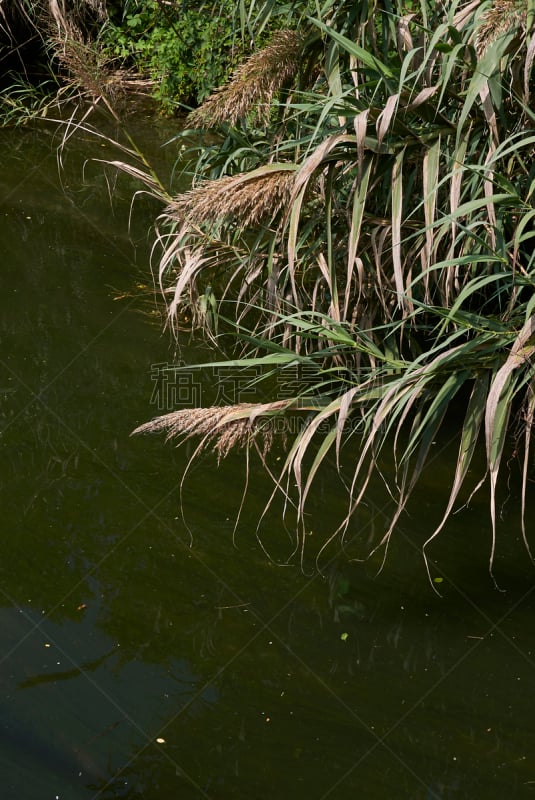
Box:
[1,114,535,800]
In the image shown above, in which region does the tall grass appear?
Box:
[126,0,535,579]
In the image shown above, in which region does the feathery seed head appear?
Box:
[476,0,528,55]
[166,168,296,229]
[132,401,291,460]
[188,29,304,128]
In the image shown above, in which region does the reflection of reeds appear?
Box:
[167,166,296,228]
[132,401,290,459]
[188,29,304,127]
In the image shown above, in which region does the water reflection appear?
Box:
[0,605,214,798]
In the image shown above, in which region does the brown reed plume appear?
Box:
[131,401,292,460]
[44,1,134,106]
[187,29,304,128]
[166,165,297,229]
[52,27,120,101]
[476,0,529,54]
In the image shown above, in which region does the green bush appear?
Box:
[104,0,247,112]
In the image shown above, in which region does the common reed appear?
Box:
[51,27,121,102]
[476,0,529,54]
[129,0,535,577]
[166,166,296,229]
[187,29,304,128]
[132,401,291,460]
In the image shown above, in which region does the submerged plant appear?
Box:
[131,0,535,582]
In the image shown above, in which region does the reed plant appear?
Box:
[126,0,535,578]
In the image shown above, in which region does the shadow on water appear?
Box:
[0,610,112,795]
[0,604,214,798]
[0,117,535,799]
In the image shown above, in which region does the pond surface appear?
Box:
[1,111,535,800]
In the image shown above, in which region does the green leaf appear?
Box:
[457,30,516,141]
[310,19,396,81]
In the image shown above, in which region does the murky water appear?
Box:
[1,113,535,800]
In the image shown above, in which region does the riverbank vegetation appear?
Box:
[131,0,535,582]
